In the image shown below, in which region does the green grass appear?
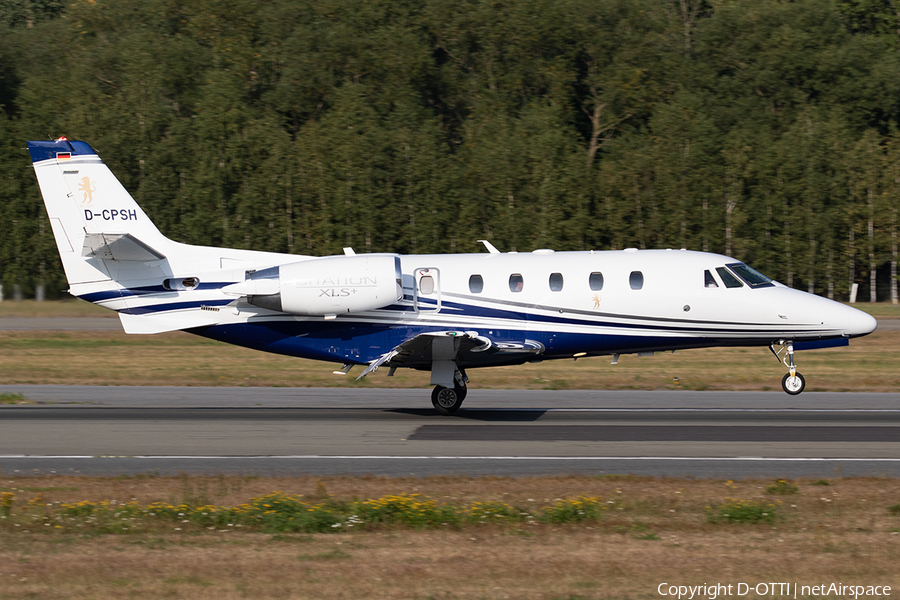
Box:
[766,479,799,495]
[0,491,614,534]
[708,499,780,524]
[0,299,113,318]
[849,302,900,318]
[0,392,28,404]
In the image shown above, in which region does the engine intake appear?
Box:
[240,254,402,315]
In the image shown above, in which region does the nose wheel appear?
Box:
[781,372,806,395]
[770,341,806,395]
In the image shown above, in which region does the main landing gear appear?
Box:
[770,341,806,395]
[431,369,468,415]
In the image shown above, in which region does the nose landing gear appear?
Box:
[770,341,806,395]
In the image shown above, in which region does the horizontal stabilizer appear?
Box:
[119,310,223,334]
[82,233,166,262]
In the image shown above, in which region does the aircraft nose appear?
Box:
[837,304,878,338]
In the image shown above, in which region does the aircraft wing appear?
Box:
[357,330,543,379]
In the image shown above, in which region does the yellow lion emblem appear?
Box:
[78,177,96,204]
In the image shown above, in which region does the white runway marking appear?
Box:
[3,455,900,461]
[501,408,900,413]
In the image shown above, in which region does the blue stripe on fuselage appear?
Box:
[185,319,755,366]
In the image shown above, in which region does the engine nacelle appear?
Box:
[241,254,402,315]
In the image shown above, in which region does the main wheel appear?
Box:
[781,372,806,395]
[431,385,464,415]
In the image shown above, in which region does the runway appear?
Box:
[1,386,899,478]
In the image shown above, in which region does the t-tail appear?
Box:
[26,138,300,333]
[28,138,173,288]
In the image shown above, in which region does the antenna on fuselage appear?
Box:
[478,239,500,254]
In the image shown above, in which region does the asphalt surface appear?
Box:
[1,387,899,478]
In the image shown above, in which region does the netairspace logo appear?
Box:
[658,583,892,600]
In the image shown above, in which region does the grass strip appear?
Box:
[1,474,898,599]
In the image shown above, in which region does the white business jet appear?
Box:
[27,138,877,414]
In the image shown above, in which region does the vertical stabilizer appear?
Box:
[27,138,170,287]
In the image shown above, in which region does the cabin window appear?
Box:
[589,272,604,291]
[419,275,435,295]
[509,273,524,293]
[163,277,199,291]
[469,274,484,294]
[715,267,743,288]
[704,270,718,288]
[549,272,564,292]
[629,271,644,290]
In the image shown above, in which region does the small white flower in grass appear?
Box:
[331,523,342,528]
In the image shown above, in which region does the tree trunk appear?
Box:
[764,199,772,274]
[586,101,605,169]
[633,175,646,249]
[892,204,898,306]
[808,231,816,294]
[868,184,876,302]
[405,142,416,254]
[827,249,834,300]
[507,185,516,252]
[782,193,793,288]
[679,0,702,55]
[702,197,709,252]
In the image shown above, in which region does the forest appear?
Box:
[0,0,898,302]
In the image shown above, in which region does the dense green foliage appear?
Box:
[1,0,898,301]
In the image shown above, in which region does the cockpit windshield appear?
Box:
[727,263,774,288]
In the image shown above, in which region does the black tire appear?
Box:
[454,381,468,402]
[781,372,806,395]
[432,385,464,415]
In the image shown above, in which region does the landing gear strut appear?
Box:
[431,369,467,415]
[771,341,806,395]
